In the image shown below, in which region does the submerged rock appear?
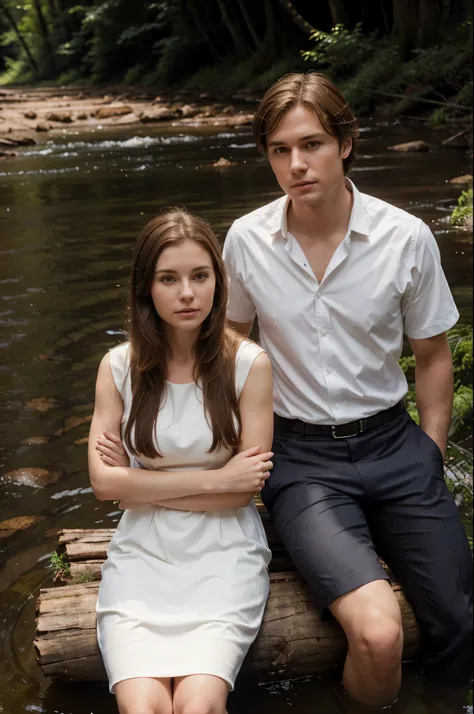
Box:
[45,111,73,123]
[35,122,51,132]
[0,135,35,147]
[24,110,37,120]
[213,157,237,168]
[0,515,46,539]
[449,175,473,186]
[26,397,58,412]
[94,105,133,119]
[55,414,92,436]
[387,140,432,152]
[231,114,253,127]
[179,104,199,118]
[21,435,53,445]
[2,467,64,487]
[140,107,180,123]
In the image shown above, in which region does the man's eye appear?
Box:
[307,141,321,148]
[274,147,287,154]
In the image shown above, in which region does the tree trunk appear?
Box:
[328,0,350,27]
[260,0,277,64]
[34,535,420,682]
[236,0,261,50]
[185,0,225,61]
[274,0,315,35]
[0,0,38,72]
[392,0,419,59]
[417,0,442,47]
[215,0,252,59]
[31,0,58,75]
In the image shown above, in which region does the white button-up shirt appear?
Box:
[223,179,459,424]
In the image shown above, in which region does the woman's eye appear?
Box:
[160,275,175,284]
[194,272,208,281]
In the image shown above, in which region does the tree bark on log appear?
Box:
[35,573,419,682]
[35,508,421,682]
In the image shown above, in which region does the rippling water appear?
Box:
[0,120,472,714]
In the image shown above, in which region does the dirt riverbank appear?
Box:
[0,85,257,152]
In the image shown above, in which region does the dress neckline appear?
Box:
[164,379,196,387]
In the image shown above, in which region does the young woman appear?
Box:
[88,208,273,714]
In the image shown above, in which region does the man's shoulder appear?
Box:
[229,195,286,235]
[361,190,423,235]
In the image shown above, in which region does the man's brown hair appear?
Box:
[254,72,359,173]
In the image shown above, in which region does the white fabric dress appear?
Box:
[96,340,271,692]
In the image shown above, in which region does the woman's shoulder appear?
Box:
[235,337,266,364]
[106,341,131,392]
[234,338,270,396]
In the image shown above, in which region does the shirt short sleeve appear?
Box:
[402,222,459,339]
[222,224,257,323]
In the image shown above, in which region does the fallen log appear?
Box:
[35,509,421,682]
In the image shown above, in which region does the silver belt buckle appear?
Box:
[331,420,364,439]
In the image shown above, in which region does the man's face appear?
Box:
[266,104,351,206]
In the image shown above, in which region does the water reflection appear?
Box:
[0,121,472,713]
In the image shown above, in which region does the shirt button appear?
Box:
[321,329,327,337]
[326,367,332,374]
[334,403,340,410]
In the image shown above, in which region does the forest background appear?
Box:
[0,0,472,125]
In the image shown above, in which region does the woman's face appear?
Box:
[150,239,217,334]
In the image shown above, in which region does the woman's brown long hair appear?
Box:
[123,207,241,459]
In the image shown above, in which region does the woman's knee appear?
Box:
[174,703,222,714]
[118,704,171,714]
[116,681,173,714]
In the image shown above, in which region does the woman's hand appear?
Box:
[95,431,130,468]
[214,445,273,494]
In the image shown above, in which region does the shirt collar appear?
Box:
[269,178,370,240]
[345,178,370,239]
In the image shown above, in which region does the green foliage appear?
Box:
[302,23,377,78]
[399,326,473,434]
[302,21,471,119]
[184,54,300,94]
[428,108,447,127]
[69,570,98,584]
[451,188,473,226]
[50,551,70,581]
[336,41,402,114]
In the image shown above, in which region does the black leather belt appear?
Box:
[274,400,405,439]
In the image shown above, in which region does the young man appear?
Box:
[222,73,473,709]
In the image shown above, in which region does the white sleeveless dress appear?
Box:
[96,340,271,692]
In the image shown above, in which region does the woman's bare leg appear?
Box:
[173,674,230,714]
[115,677,173,714]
